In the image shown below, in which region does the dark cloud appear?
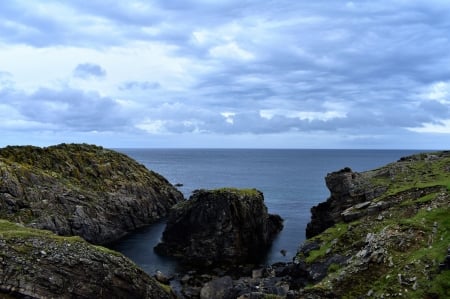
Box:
[73,63,106,79]
[119,81,160,90]
[2,87,131,132]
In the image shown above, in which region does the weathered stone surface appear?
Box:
[305,167,384,238]
[0,143,184,244]
[155,188,283,266]
[0,220,173,299]
[200,276,233,299]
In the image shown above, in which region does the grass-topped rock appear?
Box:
[295,151,450,298]
[155,188,283,266]
[0,220,173,298]
[0,143,184,244]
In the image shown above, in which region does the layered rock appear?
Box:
[0,220,173,298]
[296,151,450,298]
[155,188,283,266]
[0,143,184,244]
[306,167,388,238]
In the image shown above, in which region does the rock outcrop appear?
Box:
[155,188,283,266]
[306,167,388,238]
[296,151,450,298]
[0,219,173,298]
[0,143,184,244]
[169,151,450,298]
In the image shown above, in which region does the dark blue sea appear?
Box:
[111,149,422,275]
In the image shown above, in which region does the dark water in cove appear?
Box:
[110,149,422,275]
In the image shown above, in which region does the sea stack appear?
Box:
[155,188,283,266]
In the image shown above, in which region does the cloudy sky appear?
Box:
[1,0,449,149]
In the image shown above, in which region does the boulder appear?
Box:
[0,220,173,298]
[155,188,283,266]
[0,143,184,244]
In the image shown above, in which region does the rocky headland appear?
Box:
[155,188,283,266]
[0,143,183,244]
[0,143,183,298]
[1,144,450,298]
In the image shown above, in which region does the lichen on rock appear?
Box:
[0,220,173,298]
[0,143,184,244]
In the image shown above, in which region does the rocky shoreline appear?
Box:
[1,145,450,298]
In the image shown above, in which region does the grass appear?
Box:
[213,187,262,197]
[298,152,450,298]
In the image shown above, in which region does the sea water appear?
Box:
[110,149,422,275]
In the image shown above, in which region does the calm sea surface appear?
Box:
[110,149,422,275]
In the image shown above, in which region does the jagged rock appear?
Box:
[0,220,173,298]
[0,143,184,244]
[155,188,283,266]
[306,167,387,238]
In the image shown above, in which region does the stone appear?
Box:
[155,270,171,284]
[155,188,283,266]
[200,276,233,299]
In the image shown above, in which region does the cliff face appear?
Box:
[0,220,173,298]
[155,188,283,266]
[0,143,184,244]
[296,151,450,298]
[306,167,388,238]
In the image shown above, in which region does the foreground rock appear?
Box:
[0,220,173,298]
[155,188,283,266]
[0,143,184,244]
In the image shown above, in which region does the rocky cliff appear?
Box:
[295,151,450,298]
[0,219,173,298]
[155,188,283,266]
[170,151,450,299]
[0,143,184,244]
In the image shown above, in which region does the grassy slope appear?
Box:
[298,151,450,298]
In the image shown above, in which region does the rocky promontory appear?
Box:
[0,143,184,244]
[155,188,283,266]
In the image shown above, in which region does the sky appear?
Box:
[1,0,450,149]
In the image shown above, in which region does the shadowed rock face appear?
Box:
[0,143,184,244]
[155,188,283,266]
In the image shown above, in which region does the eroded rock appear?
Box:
[155,188,283,266]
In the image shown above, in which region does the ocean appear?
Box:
[110,149,422,275]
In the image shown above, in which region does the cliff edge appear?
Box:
[296,151,450,298]
[0,143,184,244]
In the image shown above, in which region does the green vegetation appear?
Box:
[213,187,262,197]
[298,151,450,298]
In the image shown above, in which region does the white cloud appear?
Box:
[209,42,254,60]
[408,119,450,134]
[422,81,450,104]
[221,112,235,124]
[135,119,168,134]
